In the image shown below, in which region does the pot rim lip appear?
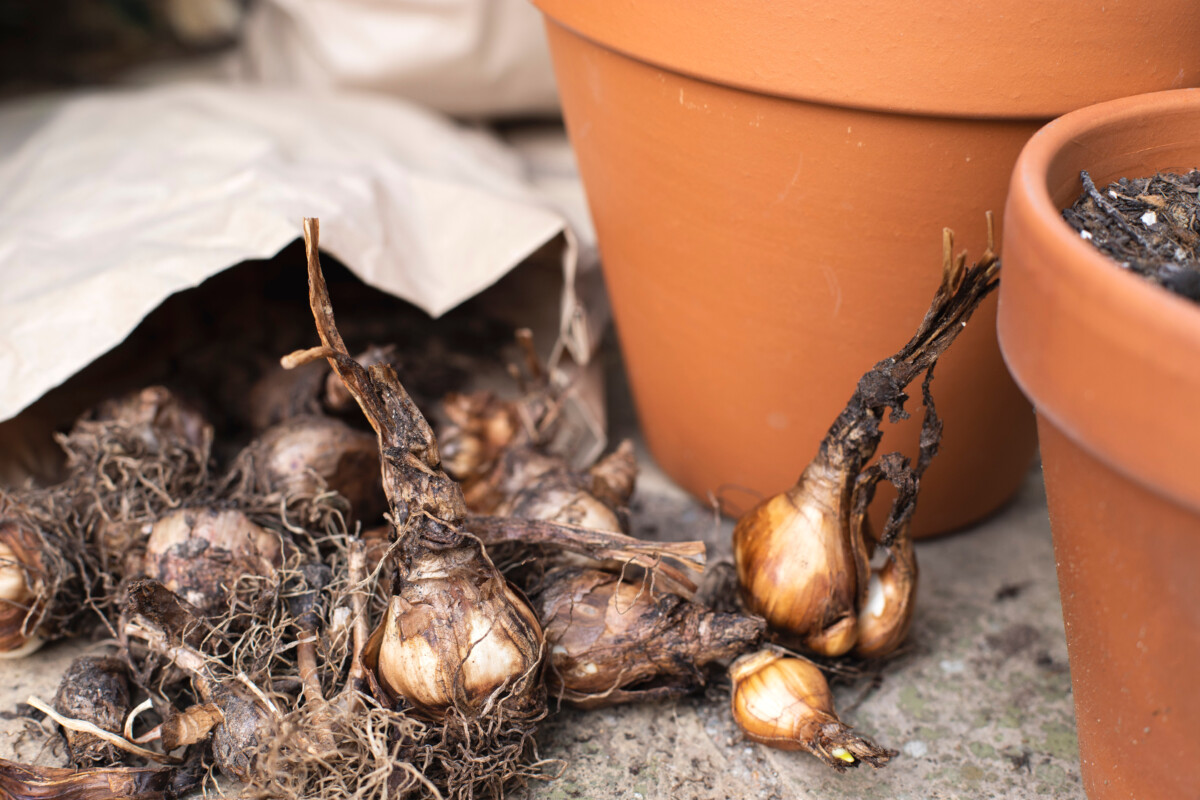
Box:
[1009,88,1200,344]
[535,11,1037,121]
[533,2,1200,121]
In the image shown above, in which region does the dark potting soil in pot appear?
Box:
[1063,169,1200,300]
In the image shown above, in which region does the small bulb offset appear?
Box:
[729,649,895,772]
[854,535,917,659]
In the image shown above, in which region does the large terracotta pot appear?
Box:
[998,88,1200,799]
[532,1,1200,535]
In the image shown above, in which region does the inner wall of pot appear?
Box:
[545,21,1037,535]
[1038,418,1200,800]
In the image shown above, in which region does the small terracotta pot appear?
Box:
[998,88,1200,800]
[532,2,1200,536]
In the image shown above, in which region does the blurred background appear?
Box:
[0,0,611,486]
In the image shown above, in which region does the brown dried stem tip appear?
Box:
[734,216,999,657]
[290,218,469,559]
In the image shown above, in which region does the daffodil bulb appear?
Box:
[367,545,543,718]
[730,649,895,772]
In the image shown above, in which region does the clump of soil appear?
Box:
[1063,169,1200,300]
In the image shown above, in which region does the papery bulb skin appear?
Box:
[0,759,184,798]
[0,541,33,608]
[52,656,132,767]
[250,415,386,522]
[438,392,519,492]
[730,650,836,751]
[142,508,283,616]
[730,649,895,772]
[0,522,45,658]
[368,545,544,718]
[538,568,763,708]
[494,449,625,532]
[733,464,861,656]
[93,386,212,454]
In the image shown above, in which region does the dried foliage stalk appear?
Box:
[260,218,552,800]
[735,219,1001,658]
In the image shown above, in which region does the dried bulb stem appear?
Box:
[295,219,546,727]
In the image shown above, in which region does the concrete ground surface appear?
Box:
[528,457,1083,800]
[0,353,1084,800]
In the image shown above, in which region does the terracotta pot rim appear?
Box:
[532,2,1200,120]
[1011,89,1200,337]
[1000,87,1200,512]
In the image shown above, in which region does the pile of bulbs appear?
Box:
[0,217,999,798]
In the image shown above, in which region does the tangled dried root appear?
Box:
[219,454,358,560]
[56,386,213,594]
[248,690,559,800]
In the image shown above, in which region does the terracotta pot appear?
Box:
[998,88,1200,799]
[532,1,1200,536]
